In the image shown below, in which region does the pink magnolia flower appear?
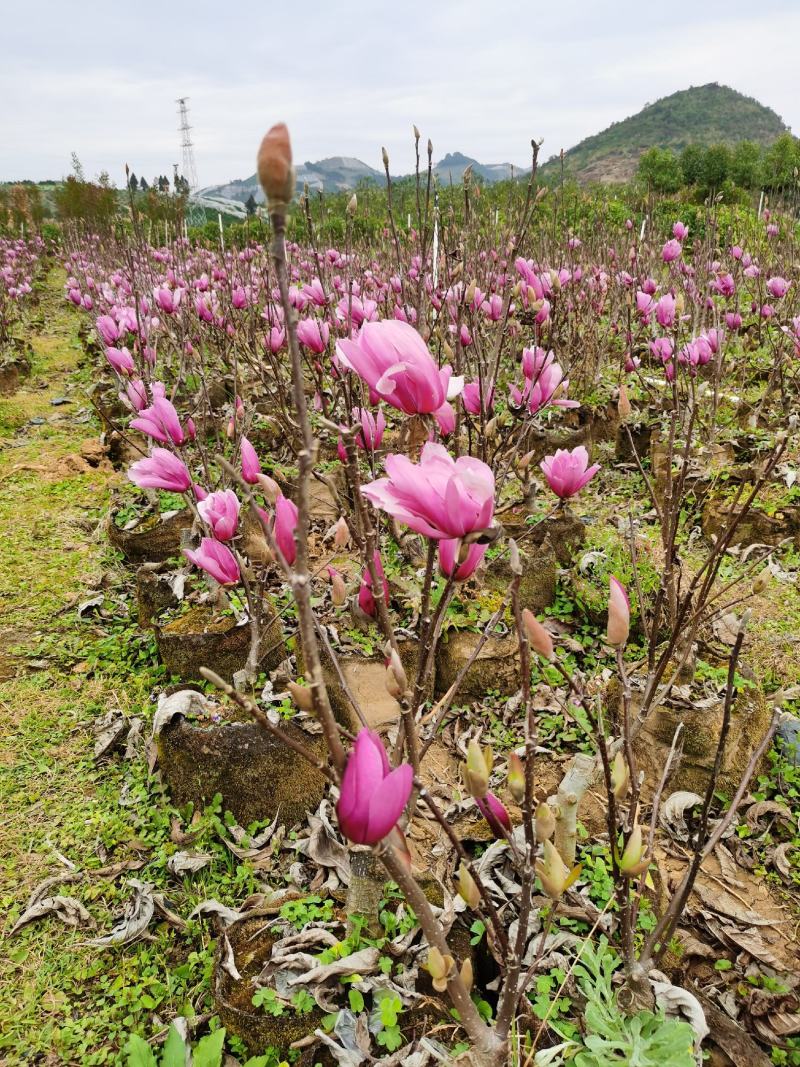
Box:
[123,379,148,412]
[130,396,185,445]
[336,319,461,420]
[273,494,299,565]
[540,446,599,500]
[475,791,512,837]
[184,537,240,586]
[105,346,135,375]
[518,348,577,415]
[712,273,735,298]
[267,325,286,353]
[649,337,673,362]
[655,293,676,328]
[672,221,689,241]
[481,293,503,321]
[462,380,495,415]
[128,448,192,492]
[296,317,330,353]
[607,577,630,646]
[154,286,182,314]
[635,291,654,317]
[96,314,120,345]
[725,311,743,331]
[361,442,494,540]
[352,406,386,451]
[662,239,681,263]
[358,551,389,618]
[438,538,487,581]
[240,437,261,484]
[766,276,790,299]
[197,489,240,541]
[337,729,413,845]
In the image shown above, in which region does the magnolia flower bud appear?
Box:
[328,567,347,606]
[507,752,525,802]
[752,571,770,595]
[333,515,350,548]
[386,647,408,694]
[517,450,535,471]
[619,823,649,876]
[413,124,421,141]
[465,281,476,306]
[385,664,404,699]
[606,577,630,647]
[522,608,554,661]
[457,863,481,909]
[536,839,573,899]
[288,680,313,712]
[535,801,556,842]
[382,146,390,170]
[426,947,453,992]
[346,194,357,217]
[465,740,492,799]
[460,958,474,993]
[256,472,281,504]
[611,750,629,800]
[256,123,295,213]
[618,379,631,420]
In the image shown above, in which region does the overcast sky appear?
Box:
[2,0,798,187]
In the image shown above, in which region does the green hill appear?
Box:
[540,83,789,184]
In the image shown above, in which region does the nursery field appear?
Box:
[2,128,800,1067]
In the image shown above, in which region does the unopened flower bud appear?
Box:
[288,680,313,712]
[465,740,491,799]
[611,750,629,801]
[518,450,535,471]
[413,124,421,141]
[457,863,481,909]
[328,567,347,606]
[386,647,408,693]
[507,752,525,802]
[382,146,390,170]
[256,472,281,504]
[346,194,357,217]
[256,123,295,213]
[465,281,476,306]
[535,801,556,842]
[536,839,581,899]
[606,577,630,647]
[460,957,473,993]
[619,823,649,876]
[426,947,453,992]
[333,515,350,548]
[522,608,554,661]
[752,571,770,595]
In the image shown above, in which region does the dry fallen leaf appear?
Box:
[84,879,154,947]
[11,895,95,936]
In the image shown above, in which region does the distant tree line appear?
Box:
[637,133,800,197]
